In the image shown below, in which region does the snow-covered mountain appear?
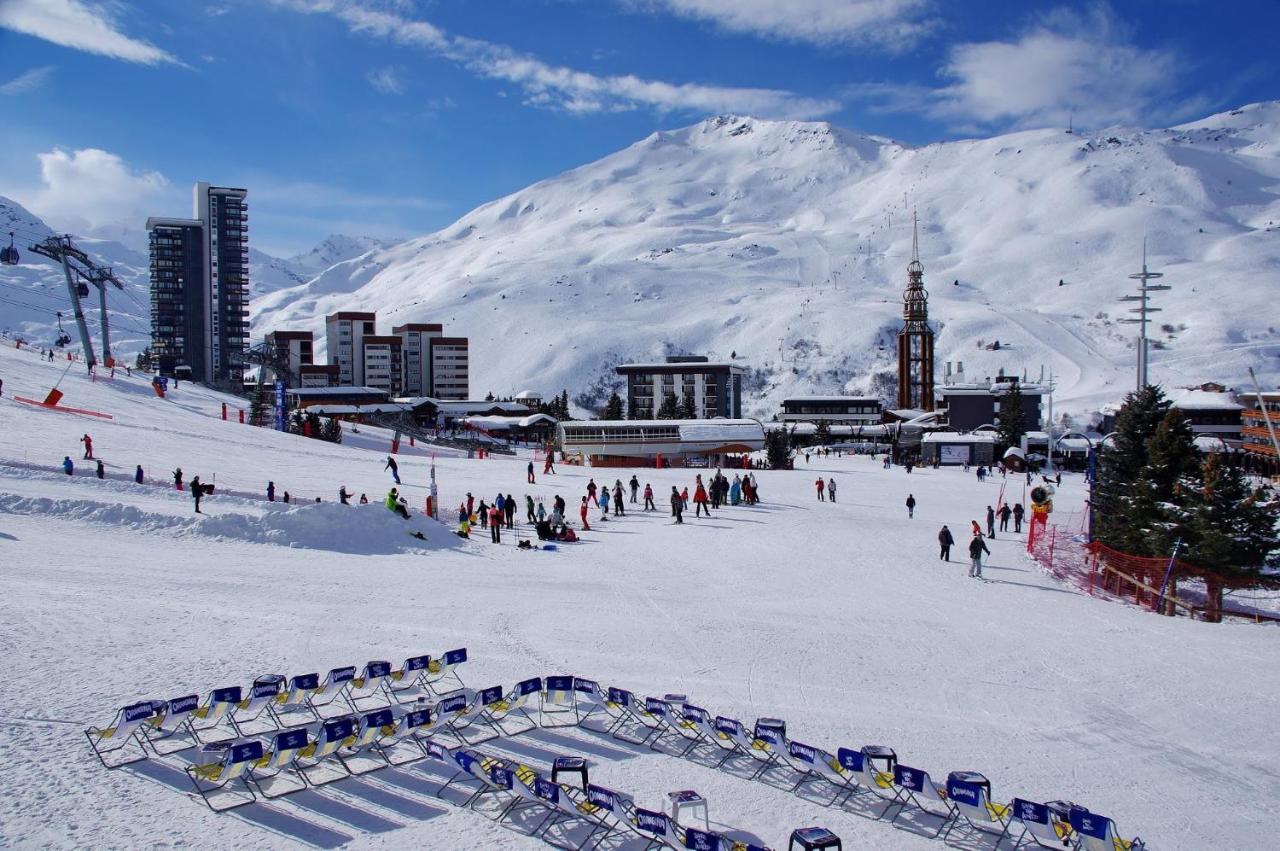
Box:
[252,103,1280,420]
[251,235,391,296]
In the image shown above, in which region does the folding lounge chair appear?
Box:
[940,774,1011,843]
[740,722,786,781]
[230,674,285,736]
[600,688,656,744]
[385,654,433,703]
[826,747,872,807]
[1069,808,1146,851]
[637,697,685,751]
[378,706,435,765]
[141,694,200,756]
[1007,798,1073,848]
[267,673,321,726]
[885,764,956,835]
[346,661,394,712]
[538,777,617,850]
[423,648,468,694]
[497,761,558,828]
[707,716,755,768]
[484,677,542,736]
[634,806,688,849]
[85,700,164,768]
[427,741,509,808]
[295,715,358,786]
[673,704,721,758]
[337,708,397,774]
[540,676,579,728]
[188,686,244,744]
[572,678,612,727]
[782,741,856,805]
[851,747,898,810]
[185,739,264,811]
[245,727,310,799]
[711,716,780,779]
[448,686,505,745]
[304,666,356,719]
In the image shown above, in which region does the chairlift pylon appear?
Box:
[0,232,19,266]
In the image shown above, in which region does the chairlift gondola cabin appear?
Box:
[1,232,19,266]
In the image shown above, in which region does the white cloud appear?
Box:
[366,66,405,95]
[850,4,1182,130]
[0,65,54,95]
[637,0,932,49]
[275,0,839,118]
[0,0,180,65]
[20,148,172,234]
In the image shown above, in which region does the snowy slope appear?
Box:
[1,341,1278,850]
[252,103,1280,419]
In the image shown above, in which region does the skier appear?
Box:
[527,461,536,484]
[906,494,916,518]
[587,478,598,506]
[384,455,400,484]
[613,481,625,516]
[1013,502,1025,533]
[670,486,684,524]
[134,465,144,484]
[579,496,591,530]
[680,486,689,510]
[339,486,351,505]
[457,503,470,538]
[693,479,710,517]
[643,483,655,511]
[96,460,105,479]
[267,481,276,502]
[191,476,204,513]
[986,505,996,538]
[815,477,825,502]
[629,475,640,504]
[938,525,954,561]
[968,533,991,578]
[599,486,611,519]
[62,456,74,476]
[999,503,1012,532]
[489,504,503,542]
[173,468,184,491]
[827,477,837,503]
[81,433,93,460]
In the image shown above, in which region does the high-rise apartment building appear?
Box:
[146,182,249,385]
[324,311,376,386]
[264,330,314,384]
[393,323,443,396]
[428,337,470,400]
[361,335,403,396]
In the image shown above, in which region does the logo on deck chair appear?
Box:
[635,808,667,834]
[685,828,720,850]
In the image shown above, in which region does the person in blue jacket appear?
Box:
[62,456,74,476]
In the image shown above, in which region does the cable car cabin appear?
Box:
[0,233,18,265]
[77,282,90,298]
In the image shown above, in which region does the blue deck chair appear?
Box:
[379,706,435,765]
[1069,807,1146,851]
[295,714,357,786]
[451,686,505,745]
[230,674,285,736]
[185,739,264,811]
[673,704,720,758]
[827,748,871,807]
[539,676,579,728]
[497,761,557,828]
[706,716,754,768]
[782,741,855,805]
[427,741,509,807]
[601,687,656,743]
[886,764,955,834]
[267,672,321,726]
[851,747,898,808]
[573,677,613,726]
[141,694,200,756]
[542,779,617,850]
[338,707,397,774]
[940,774,1011,843]
[346,660,393,712]
[245,727,310,799]
[385,654,433,703]
[743,722,787,781]
[638,697,686,751]
[484,677,542,736]
[85,700,164,768]
[712,716,780,779]
[305,666,356,719]
[634,806,687,849]
[1007,798,1072,848]
[188,686,244,744]
[423,647,468,694]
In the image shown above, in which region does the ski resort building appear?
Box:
[1170,384,1245,444]
[393,323,443,396]
[428,337,470,400]
[298,364,339,387]
[1242,391,1280,477]
[557,419,765,467]
[324,311,376,387]
[920,432,997,466]
[286,386,390,409]
[616,356,747,419]
[145,182,250,386]
[779,396,883,426]
[936,377,1046,433]
[360,335,403,397]
[264,330,314,383]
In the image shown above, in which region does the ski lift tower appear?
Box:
[1118,243,1169,391]
[30,236,97,371]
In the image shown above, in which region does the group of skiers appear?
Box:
[934,502,1027,579]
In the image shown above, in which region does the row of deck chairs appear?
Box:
[84,649,470,769]
[539,677,1146,851]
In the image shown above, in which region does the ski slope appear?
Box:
[0,341,1277,850]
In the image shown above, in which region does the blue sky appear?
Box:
[1,0,1276,256]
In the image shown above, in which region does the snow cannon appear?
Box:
[1002,446,1027,472]
[1030,483,1055,517]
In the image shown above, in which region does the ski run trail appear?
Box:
[0,342,1276,850]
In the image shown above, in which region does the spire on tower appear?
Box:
[911,208,919,264]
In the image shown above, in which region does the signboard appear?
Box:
[274,379,286,431]
[940,444,969,464]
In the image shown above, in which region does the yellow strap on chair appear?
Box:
[987,801,1010,820]
[192,763,224,781]
[874,771,893,788]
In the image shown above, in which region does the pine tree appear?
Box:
[1128,409,1200,556]
[1093,386,1171,550]
[248,388,268,427]
[559,390,570,420]
[656,392,679,419]
[1182,454,1280,620]
[677,394,697,419]
[603,391,624,420]
[485,391,495,402]
[134,348,152,372]
[764,428,791,470]
[996,383,1027,451]
[814,421,832,446]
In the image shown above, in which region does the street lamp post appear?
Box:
[1119,242,1170,391]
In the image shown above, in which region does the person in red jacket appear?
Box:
[693,480,710,517]
[81,433,94,460]
[815,477,825,501]
[643,483,655,511]
[579,496,591,530]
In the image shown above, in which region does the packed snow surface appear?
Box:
[0,342,1277,850]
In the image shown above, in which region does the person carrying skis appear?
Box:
[643,483,655,511]
[96,460,105,479]
[62,456,74,476]
[906,494,916,518]
[1013,502,1025,533]
[986,505,996,538]
[629,475,640,503]
[339,486,351,505]
[938,525,954,561]
[670,486,684,524]
[134,465,144,484]
[579,496,591,530]
[968,533,990,578]
[191,476,204,513]
[815,477,825,501]
[384,455,400,484]
[267,481,275,502]
[173,468,184,491]
[81,434,93,460]
[999,503,1012,532]
[827,477,837,503]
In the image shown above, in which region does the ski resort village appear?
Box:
[1,2,1279,850]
